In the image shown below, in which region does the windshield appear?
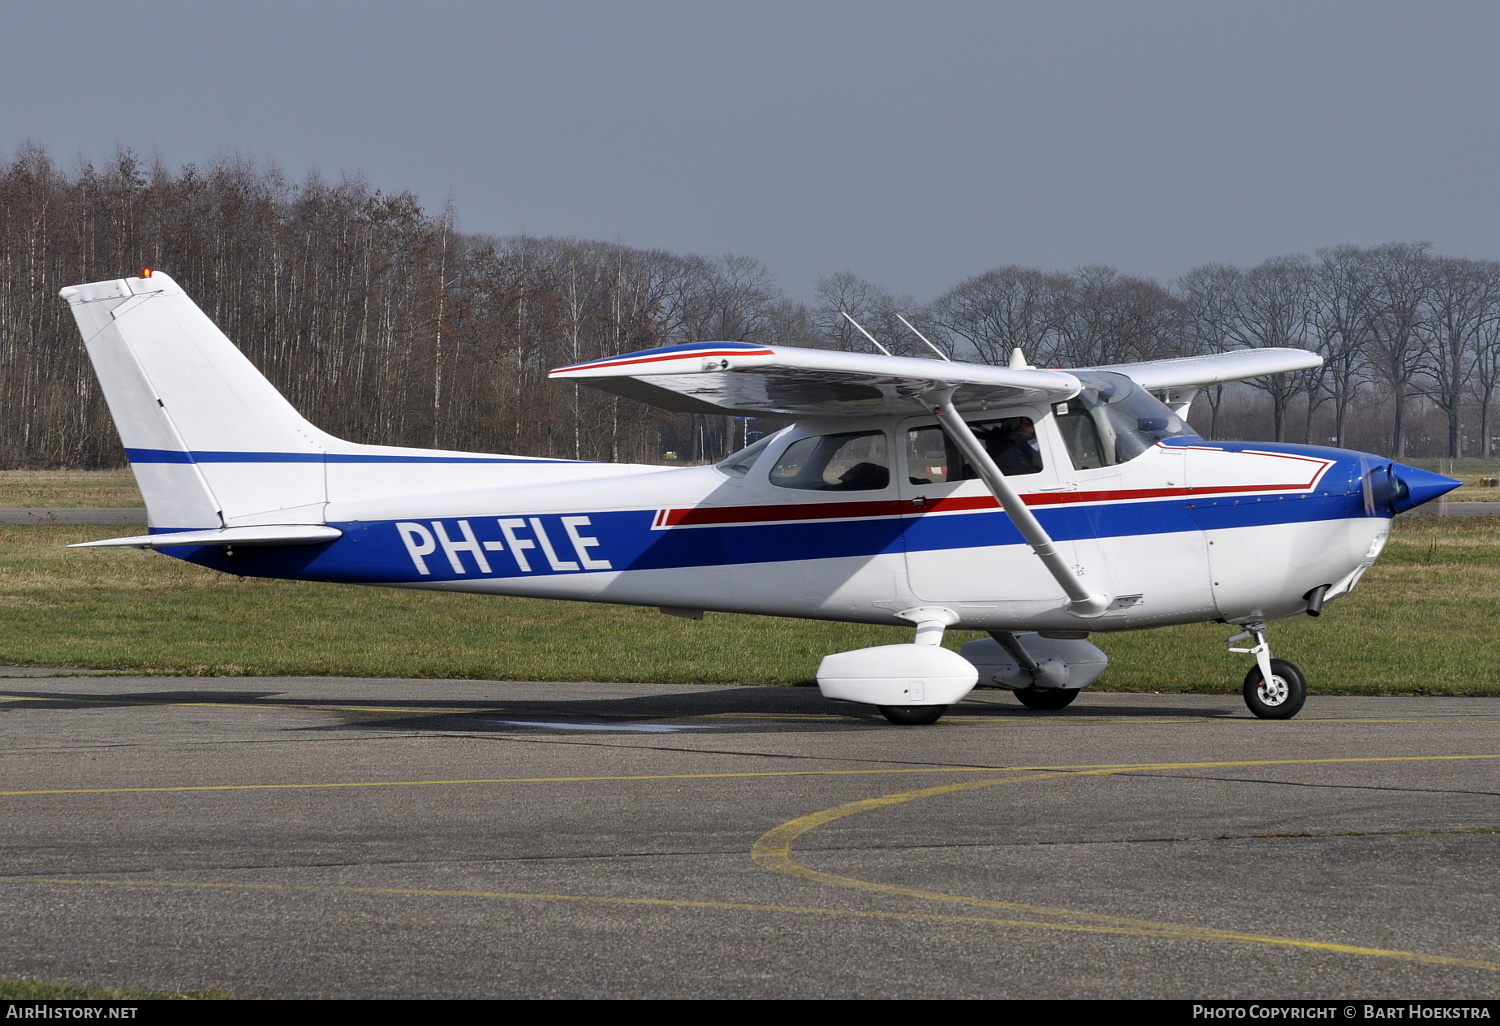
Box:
[716,432,779,478]
[1055,371,1197,469]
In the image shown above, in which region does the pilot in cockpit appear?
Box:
[975,418,1041,476]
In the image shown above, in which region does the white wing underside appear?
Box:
[551,343,1079,417]
[550,343,1323,418]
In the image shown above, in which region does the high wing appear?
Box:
[550,342,1321,418]
[549,342,1080,417]
[1084,347,1322,391]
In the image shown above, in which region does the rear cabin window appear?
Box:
[769,431,890,491]
[906,417,1042,485]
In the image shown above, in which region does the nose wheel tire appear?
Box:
[1013,687,1080,711]
[879,705,947,725]
[1242,659,1307,719]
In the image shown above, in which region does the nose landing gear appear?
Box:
[1228,621,1307,719]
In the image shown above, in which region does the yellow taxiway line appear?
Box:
[750,753,1500,972]
[2,753,1494,972]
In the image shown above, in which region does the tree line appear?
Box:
[2,144,1497,469]
[921,247,1500,458]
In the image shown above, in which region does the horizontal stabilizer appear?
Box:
[550,342,1079,417]
[69,525,343,549]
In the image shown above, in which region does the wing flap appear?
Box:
[69,525,343,549]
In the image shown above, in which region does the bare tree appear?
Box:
[1363,243,1433,457]
[1058,266,1184,367]
[812,272,900,353]
[929,266,1068,365]
[1176,263,1242,437]
[1225,255,1316,442]
[1309,246,1377,448]
[1416,256,1497,457]
[1468,278,1500,458]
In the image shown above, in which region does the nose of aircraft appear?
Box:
[1364,459,1462,515]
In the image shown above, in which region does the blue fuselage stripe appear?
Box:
[124,448,574,465]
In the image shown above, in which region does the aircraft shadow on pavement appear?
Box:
[288,688,1246,735]
[0,688,296,711]
[1,684,1246,737]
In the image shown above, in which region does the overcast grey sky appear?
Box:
[3,1,1497,301]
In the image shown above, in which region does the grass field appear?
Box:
[0,512,1494,694]
[0,978,232,1000]
[1406,458,1500,501]
[0,469,140,507]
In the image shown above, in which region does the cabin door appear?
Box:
[898,408,1084,606]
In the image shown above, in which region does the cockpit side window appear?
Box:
[769,430,890,491]
[906,417,1043,484]
[1056,371,1197,469]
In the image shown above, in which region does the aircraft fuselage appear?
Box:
[163,420,1393,633]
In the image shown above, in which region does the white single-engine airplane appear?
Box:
[60,272,1458,724]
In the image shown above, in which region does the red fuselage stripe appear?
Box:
[658,479,1329,528]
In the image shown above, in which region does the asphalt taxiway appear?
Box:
[0,670,1494,999]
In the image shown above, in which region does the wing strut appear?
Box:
[928,390,1110,618]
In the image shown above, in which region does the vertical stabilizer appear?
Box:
[60,273,329,529]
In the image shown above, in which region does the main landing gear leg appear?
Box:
[991,630,1079,710]
[1228,621,1307,720]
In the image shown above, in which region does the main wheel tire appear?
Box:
[878,705,947,725]
[1013,687,1079,711]
[1242,658,1307,719]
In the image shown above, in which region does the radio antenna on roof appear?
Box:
[897,313,950,362]
[840,311,893,356]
